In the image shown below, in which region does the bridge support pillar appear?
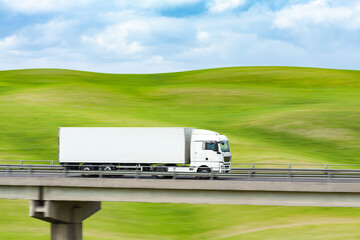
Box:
[50,222,82,240]
[30,200,101,240]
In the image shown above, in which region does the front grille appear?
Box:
[224,156,231,162]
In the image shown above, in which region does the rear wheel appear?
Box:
[81,164,94,177]
[100,164,116,177]
[101,164,115,171]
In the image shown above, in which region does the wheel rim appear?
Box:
[199,168,210,173]
[104,166,112,171]
[81,165,92,176]
[155,168,166,177]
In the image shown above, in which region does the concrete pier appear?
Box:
[30,200,101,240]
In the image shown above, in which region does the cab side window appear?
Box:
[203,142,216,151]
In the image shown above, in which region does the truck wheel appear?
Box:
[81,164,94,177]
[101,164,116,177]
[154,167,169,179]
[102,164,115,171]
[197,167,211,179]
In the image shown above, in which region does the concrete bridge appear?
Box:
[1,177,360,239]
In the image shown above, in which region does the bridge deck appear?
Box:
[1,177,360,207]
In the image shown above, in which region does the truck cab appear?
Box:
[190,129,231,173]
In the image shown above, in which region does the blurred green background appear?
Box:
[1,67,360,239]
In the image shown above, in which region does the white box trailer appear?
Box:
[59,127,231,174]
[59,127,193,164]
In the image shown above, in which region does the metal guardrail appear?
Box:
[2,160,360,169]
[1,161,360,181]
[232,163,360,170]
[0,160,58,165]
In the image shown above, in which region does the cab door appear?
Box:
[203,142,220,162]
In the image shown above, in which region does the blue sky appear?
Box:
[0,0,360,73]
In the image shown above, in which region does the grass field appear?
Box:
[0,67,360,239]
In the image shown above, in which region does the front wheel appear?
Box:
[153,167,169,179]
[197,167,211,179]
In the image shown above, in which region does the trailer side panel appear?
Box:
[59,127,191,164]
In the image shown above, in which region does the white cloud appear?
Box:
[114,0,203,9]
[81,21,146,55]
[273,0,359,29]
[0,35,22,49]
[0,0,94,13]
[196,31,210,41]
[0,19,75,53]
[208,0,246,13]
[177,31,308,68]
[147,55,164,64]
[30,20,75,45]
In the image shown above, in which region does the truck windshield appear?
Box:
[219,141,230,152]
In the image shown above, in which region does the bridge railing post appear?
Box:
[28,166,32,177]
[288,164,292,182]
[6,166,10,177]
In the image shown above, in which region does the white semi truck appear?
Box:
[59,127,231,174]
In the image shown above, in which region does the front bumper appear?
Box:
[219,164,231,173]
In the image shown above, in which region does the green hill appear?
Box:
[1,67,360,163]
[1,67,360,239]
